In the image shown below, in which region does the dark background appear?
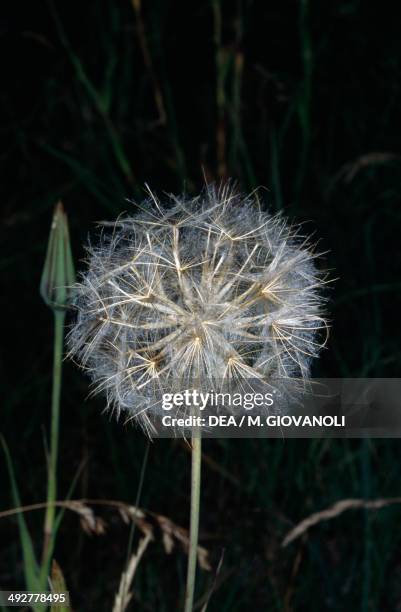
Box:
[2,1,401,610]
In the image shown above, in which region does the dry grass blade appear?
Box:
[282,496,401,547]
[0,497,211,568]
[50,560,72,612]
[155,513,211,571]
[329,152,400,191]
[112,530,154,612]
[340,152,400,183]
[66,501,107,535]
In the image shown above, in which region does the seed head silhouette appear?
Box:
[68,184,329,435]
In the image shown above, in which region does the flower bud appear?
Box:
[40,202,76,311]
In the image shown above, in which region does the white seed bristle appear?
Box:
[68,184,329,436]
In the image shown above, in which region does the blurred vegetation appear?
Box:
[1,1,401,610]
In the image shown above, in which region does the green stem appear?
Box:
[295,0,313,200]
[43,309,65,562]
[184,431,202,612]
[212,0,227,178]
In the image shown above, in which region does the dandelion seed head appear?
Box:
[68,184,329,435]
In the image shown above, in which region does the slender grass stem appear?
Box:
[295,0,313,200]
[120,440,150,610]
[42,309,65,561]
[212,0,227,178]
[184,431,202,612]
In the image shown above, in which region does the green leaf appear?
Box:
[1,436,44,597]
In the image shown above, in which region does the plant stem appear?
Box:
[295,0,313,200]
[212,0,227,179]
[184,430,202,612]
[43,309,65,562]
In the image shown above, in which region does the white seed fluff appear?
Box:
[68,184,329,435]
